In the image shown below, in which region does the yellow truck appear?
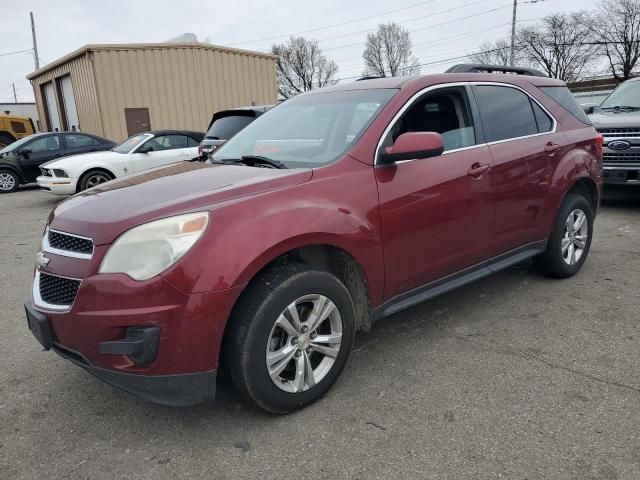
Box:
[0,114,36,149]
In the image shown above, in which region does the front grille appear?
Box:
[598,128,640,138]
[40,168,51,177]
[48,230,93,255]
[39,272,80,306]
[603,152,640,163]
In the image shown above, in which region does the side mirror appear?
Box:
[582,104,595,115]
[19,148,31,157]
[136,144,153,154]
[379,132,444,164]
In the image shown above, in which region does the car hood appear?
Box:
[41,150,117,169]
[589,110,640,129]
[49,161,313,245]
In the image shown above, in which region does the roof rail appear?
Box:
[445,63,547,77]
[355,75,385,81]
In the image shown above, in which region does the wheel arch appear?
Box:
[76,167,116,192]
[0,163,24,183]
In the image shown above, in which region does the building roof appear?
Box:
[27,42,276,80]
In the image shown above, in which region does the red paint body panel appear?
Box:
[30,73,602,388]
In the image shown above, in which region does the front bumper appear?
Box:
[36,175,77,195]
[26,267,245,406]
[603,165,640,184]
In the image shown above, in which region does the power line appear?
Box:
[314,0,496,44]
[0,48,33,57]
[226,0,438,46]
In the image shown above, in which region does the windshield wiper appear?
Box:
[600,105,640,111]
[240,155,287,169]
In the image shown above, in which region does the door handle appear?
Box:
[545,142,560,153]
[467,162,491,179]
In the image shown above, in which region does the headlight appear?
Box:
[52,169,68,178]
[99,212,209,281]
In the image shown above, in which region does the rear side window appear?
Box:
[66,134,99,148]
[532,102,553,133]
[206,115,254,140]
[474,85,538,142]
[10,121,26,134]
[539,86,592,125]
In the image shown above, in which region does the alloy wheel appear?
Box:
[562,208,588,265]
[266,294,343,393]
[85,173,110,189]
[0,172,16,192]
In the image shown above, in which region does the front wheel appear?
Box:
[78,169,114,192]
[0,169,19,193]
[534,193,594,278]
[224,264,356,413]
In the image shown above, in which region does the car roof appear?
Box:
[299,72,565,96]
[146,130,205,139]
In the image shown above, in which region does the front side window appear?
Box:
[66,134,98,148]
[211,89,397,168]
[113,134,152,154]
[27,135,60,153]
[380,87,477,155]
[474,85,539,142]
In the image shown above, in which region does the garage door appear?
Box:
[43,82,61,132]
[59,76,80,131]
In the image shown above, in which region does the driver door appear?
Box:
[375,85,496,299]
[20,134,62,182]
[131,135,194,173]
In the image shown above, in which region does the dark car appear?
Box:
[0,132,115,193]
[198,106,273,156]
[26,65,602,412]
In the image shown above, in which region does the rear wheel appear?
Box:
[534,193,593,278]
[224,264,356,413]
[0,169,19,193]
[78,169,113,192]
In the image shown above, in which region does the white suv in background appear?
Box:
[37,130,203,194]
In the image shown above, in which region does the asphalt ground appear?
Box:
[1,185,639,480]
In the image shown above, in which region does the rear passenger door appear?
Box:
[472,84,563,254]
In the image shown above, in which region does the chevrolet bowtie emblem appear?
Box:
[36,252,50,269]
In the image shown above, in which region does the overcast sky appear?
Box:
[1,0,600,103]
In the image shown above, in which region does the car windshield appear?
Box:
[0,135,34,155]
[206,115,255,140]
[210,89,397,168]
[112,133,152,154]
[598,81,640,110]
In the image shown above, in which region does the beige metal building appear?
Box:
[27,43,277,141]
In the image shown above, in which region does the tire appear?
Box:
[223,263,356,413]
[0,168,19,193]
[534,193,594,278]
[78,169,114,192]
[0,132,15,150]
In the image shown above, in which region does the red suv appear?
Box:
[25,66,603,413]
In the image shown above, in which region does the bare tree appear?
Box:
[271,36,338,99]
[593,0,640,82]
[362,23,420,77]
[517,12,598,82]
[468,38,525,66]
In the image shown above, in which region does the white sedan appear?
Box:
[37,130,203,195]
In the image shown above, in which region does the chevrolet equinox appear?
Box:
[25,66,603,413]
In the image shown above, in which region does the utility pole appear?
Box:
[12,83,17,103]
[30,12,39,70]
[510,0,518,66]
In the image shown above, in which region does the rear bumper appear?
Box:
[53,342,216,407]
[36,175,78,194]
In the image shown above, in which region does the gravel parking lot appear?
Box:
[1,186,639,480]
